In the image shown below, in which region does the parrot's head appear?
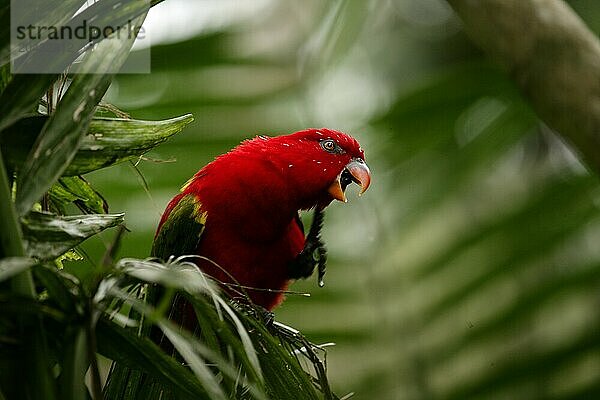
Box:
[265,128,371,209]
[194,128,371,215]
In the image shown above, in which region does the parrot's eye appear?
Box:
[320,139,344,154]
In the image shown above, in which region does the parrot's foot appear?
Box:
[288,208,328,285]
[288,236,327,281]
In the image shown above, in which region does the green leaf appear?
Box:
[0,292,67,322]
[48,176,108,214]
[68,114,194,175]
[0,0,154,133]
[1,0,86,66]
[108,258,327,400]
[0,62,10,95]
[33,264,81,314]
[445,323,600,400]
[0,3,8,68]
[1,114,193,176]
[185,295,265,391]
[15,14,147,216]
[0,257,37,282]
[210,295,263,381]
[157,321,228,400]
[244,318,322,400]
[97,317,212,400]
[300,0,371,74]
[58,328,88,400]
[106,258,277,399]
[107,285,268,400]
[21,211,124,261]
[116,258,222,297]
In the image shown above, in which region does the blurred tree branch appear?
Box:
[446,0,600,173]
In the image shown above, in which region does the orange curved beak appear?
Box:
[328,159,371,202]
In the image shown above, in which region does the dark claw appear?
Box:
[317,245,327,287]
[288,208,328,286]
[287,238,323,279]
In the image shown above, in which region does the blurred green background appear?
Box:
[79,0,600,398]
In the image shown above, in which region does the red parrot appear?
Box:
[151,128,371,310]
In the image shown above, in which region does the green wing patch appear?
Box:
[150,194,207,260]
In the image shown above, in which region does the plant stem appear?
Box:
[0,149,57,400]
[87,305,104,400]
[0,149,32,290]
[446,0,600,173]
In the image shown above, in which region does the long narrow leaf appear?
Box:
[0,0,154,132]
[48,176,108,215]
[69,114,193,175]
[33,264,80,314]
[244,316,321,400]
[58,328,88,400]
[0,63,9,95]
[212,296,262,380]
[107,261,270,400]
[1,114,193,176]
[123,296,266,400]
[0,257,37,282]
[21,211,124,260]
[105,282,264,399]
[158,322,227,400]
[3,0,86,66]
[117,258,217,295]
[0,2,8,67]
[15,13,147,215]
[111,258,328,399]
[0,293,67,322]
[97,317,211,400]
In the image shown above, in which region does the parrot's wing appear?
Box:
[151,194,207,260]
[106,195,208,398]
[147,194,208,352]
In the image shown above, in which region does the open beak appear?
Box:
[328,158,371,202]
